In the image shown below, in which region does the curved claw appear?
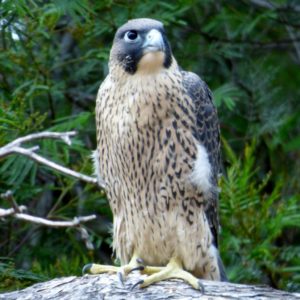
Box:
[118,265,144,287]
[130,279,144,291]
[82,263,93,275]
[127,265,145,274]
[198,280,205,294]
[117,271,125,287]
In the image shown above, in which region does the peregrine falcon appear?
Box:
[84,18,226,290]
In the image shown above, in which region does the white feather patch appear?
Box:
[91,149,103,187]
[190,144,212,193]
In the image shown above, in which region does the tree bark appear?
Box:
[1,273,299,300]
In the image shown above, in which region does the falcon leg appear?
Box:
[82,252,144,286]
[132,257,204,292]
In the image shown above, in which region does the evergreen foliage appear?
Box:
[0,0,299,292]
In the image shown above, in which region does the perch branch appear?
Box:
[1,272,300,299]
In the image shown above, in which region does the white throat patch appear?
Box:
[137,51,165,74]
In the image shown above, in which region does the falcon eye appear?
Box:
[124,30,139,42]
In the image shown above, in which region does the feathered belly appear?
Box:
[106,127,214,274]
[98,94,217,276]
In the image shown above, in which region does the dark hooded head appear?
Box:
[110,18,173,74]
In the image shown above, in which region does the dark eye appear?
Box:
[124,30,139,42]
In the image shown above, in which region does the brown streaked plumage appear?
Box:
[86,18,226,289]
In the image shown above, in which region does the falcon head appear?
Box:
[110,18,173,74]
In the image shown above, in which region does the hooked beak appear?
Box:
[142,29,165,54]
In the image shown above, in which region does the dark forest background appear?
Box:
[0,0,300,293]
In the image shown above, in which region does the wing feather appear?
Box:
[182,70,221,247]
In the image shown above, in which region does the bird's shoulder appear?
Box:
[97,76,112,97]
[181,70,213,108]
[180,69,220,180]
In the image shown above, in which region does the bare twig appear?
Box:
[286,25,300,63]
[0,132,102,248]
[196,28,300,48]
[0,131,77,154]
[1,190,21,212]
[78,227,95,250]
[13,213,97,227]
[12,146,99,185]
[0,206,97,227]
[248,0,274,9]
[248,0,300,13]
[0,191,97,227]
[0,206,27,218]
[0,131,106,188]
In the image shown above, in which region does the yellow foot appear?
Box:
[82,253,143,286]
[132,257,204,292]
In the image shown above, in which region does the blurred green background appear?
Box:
[0,0,299,293]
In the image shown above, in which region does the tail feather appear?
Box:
[218,255,228,282]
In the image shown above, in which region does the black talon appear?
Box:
[128,266,145,274]
[82,263,93,275]
[130,279,144,290]
[198,280,205,295]
[117,271,125,287]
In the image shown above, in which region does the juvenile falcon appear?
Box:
[84,18,226,289]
